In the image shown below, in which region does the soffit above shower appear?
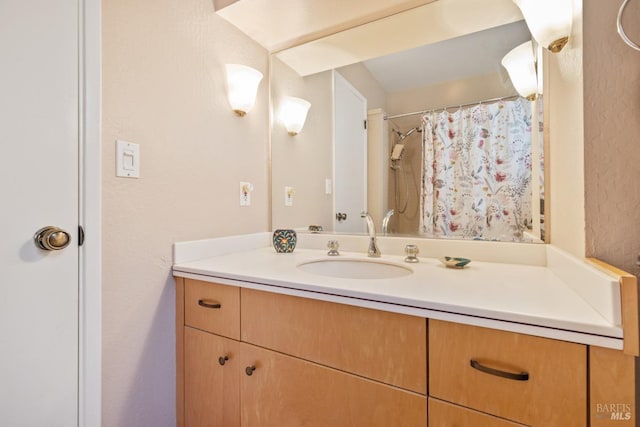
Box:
[215,0,524,77]
[362,20,531,92]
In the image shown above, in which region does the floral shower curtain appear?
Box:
[420,98,533,241]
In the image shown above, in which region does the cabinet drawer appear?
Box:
[184,279,240,339]
[429,320,586,427]
[241,289,426,394]
[429,398,526,427]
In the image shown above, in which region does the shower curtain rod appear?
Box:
[384,94,522,120]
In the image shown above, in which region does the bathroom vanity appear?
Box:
[173,233,638,427]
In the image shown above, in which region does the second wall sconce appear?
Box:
[225,64,263,116]
[502,41,538,100]
[280,96,311,136]
[512,0,573,53]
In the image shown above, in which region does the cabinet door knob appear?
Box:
[245,365,256,376]
[198,299,222,309]
[470,359,529,381]
[218,355,229,366]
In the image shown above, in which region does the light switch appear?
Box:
[116,140,140,178]
[123,150,135,170]
[325,179,332,195]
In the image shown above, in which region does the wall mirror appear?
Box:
[270,0,547,243]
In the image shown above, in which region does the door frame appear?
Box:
[79,0,101,425]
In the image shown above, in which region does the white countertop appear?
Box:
[173,233,624,349]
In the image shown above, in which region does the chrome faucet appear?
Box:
[382,209,395,235]
[361,211,381,257]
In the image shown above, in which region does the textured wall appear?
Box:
[102,1,269,425]
[584,0,640,275]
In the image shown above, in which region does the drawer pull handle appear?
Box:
[470,359,529,381]
[245,365,256,376]
[218,355,229,366]
[198,299,221,309]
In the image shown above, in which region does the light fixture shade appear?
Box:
[502,41,538,100]
[280,96,311,136]
[512,0,572,53]
[225,64,263,116]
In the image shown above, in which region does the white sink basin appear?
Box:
[297,258,413,280]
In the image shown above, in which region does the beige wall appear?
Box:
[546,0,586,258]
[336,62,388,111]
[98,2,640,423]
[271,58,334,230]
[102,1,269,425]
[583,0,640,275]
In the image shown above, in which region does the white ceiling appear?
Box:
[362,20,531,92]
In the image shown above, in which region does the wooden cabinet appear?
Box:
[184,279,240,339]
[184,327,239,427]
[177,277,627,427]
[177,278,427,427]
[429,319,587,427]
[428,398,526,427]
[241,288,426,394]
[239,342,426,426]
[589,346,636,426]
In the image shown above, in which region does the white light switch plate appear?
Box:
[116,140,140,178]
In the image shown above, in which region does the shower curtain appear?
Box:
[419,98,533,241]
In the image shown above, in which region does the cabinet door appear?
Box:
[429,398,527,427]
[184,327,240,427]
[239,342,426,426]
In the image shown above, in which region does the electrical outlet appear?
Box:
[240,182,253,206]
[285,186,294,206]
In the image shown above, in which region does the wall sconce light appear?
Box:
[502,41,538,101]
[280,96,311,136]
[225,64,263,116]
[512,0,573,53]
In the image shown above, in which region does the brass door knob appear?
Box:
[34,226,71,251]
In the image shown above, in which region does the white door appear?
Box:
[0,1,80,425]
[333,72,368,233]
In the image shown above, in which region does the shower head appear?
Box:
[393,126,422,141]
[403,127,418,139]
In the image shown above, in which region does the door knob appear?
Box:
[34,226,71,251]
